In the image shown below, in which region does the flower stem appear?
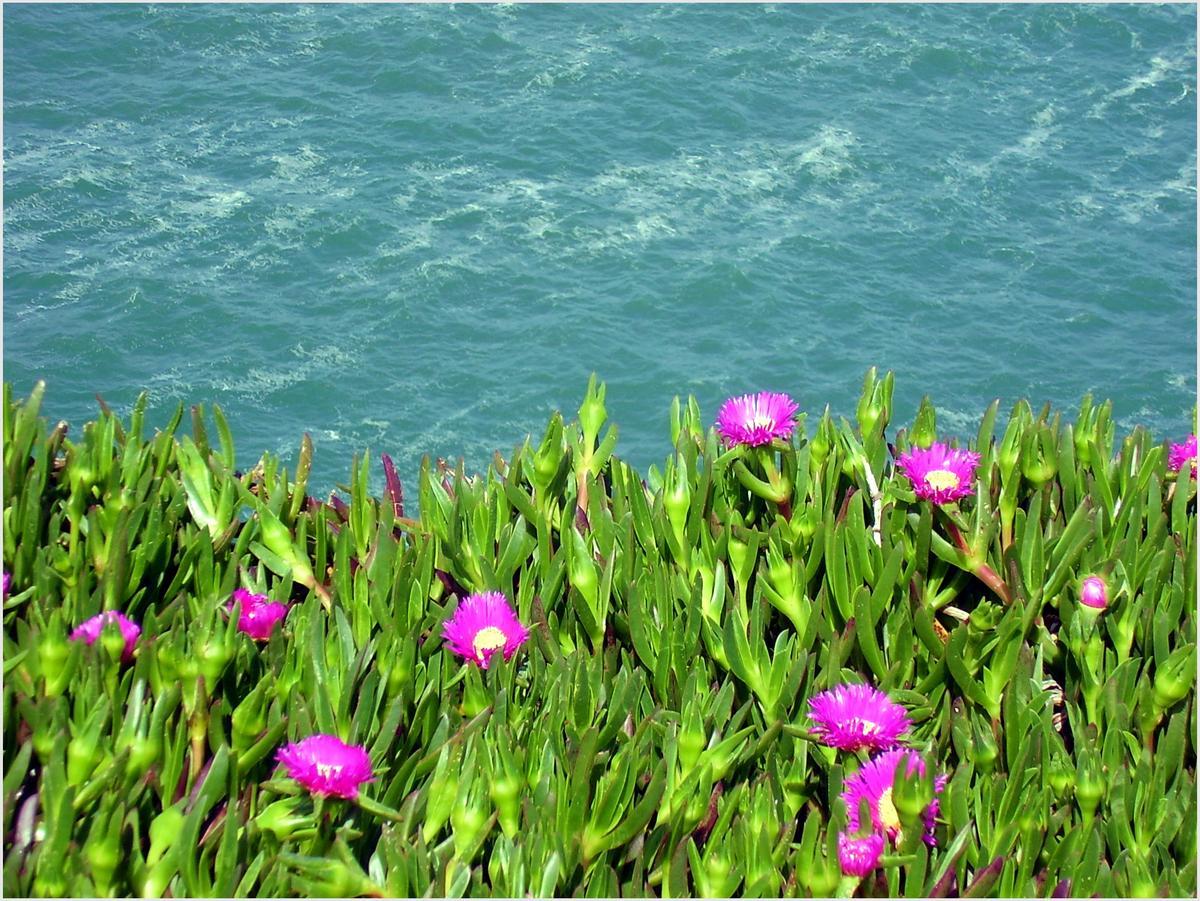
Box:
[836,875,862,898]
[941,515,1012,605]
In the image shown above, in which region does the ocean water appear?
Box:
[4,4,1196,495]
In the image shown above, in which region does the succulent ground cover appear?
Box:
[2,371,1195,898]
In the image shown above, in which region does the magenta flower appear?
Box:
[442,591,530,669]
[841,748,946,847]
[808,683,911,752]
[2,571,9,597]
[715,392,799,447]
[69,611,141,661]
[838,831,884,877]
[1168,434,1197,478]
[229,588,289,641]
[276,734,374,799]
[896,441,981,505]
[1079,576,1108,611]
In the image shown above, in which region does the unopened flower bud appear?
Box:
[70,611,141,662]
[199,639,231,685]
[1153,645,1195,711]
[1075,754,1104,822]
[489,773,521,837]
[255,797,312,842]
[810,410,834,468]
[664,454,691,553]
[38,629,71,697]
[1079,576,1108,611]
[1048,757,1074,798]
[838,832,883,877]
[910,396,938,449]
[578,375,607,451]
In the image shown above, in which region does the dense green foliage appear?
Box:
[2,372,1196,898]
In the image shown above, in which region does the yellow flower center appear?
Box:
[472,626,508,658]
[316,763,339,780]
[924,469,960,492]
[877,787,903,843]
[748,414,776,431]
[849,718,880,736]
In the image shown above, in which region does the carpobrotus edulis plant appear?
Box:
[2,371,1194,898]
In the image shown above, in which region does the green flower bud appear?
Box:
[1126,853,1158,898]
[38,628,72,698]
[578,374,607,451]
[385,639,415,699]
[255,797,313,842]
[67,729,104,787]
[100,625,129,664]
[855,367,893,440]
[1075,753,1104,822]
[198,639,231,686]
[727,535,749,587]
[423,747,461,844]
[665,453,691,548]
[910,395,938,449]
[679,709,706,775]
[810,410,834,468]
[1021,425,1057,486]
[462,665,490,718]
[892,761,935,823]
[489,773,521,838]
[294,847,375,898]
[969,716,999,774]
[1153,645,1195,712]
[127,731,162,778]
[451,793,489,858]
[1047,756,1074,798]
[997,412,1024,477]
[84,803,122,894]
[795,509,818,540]
[231,683,268,752]
[568,527,599,612]
[695,849,738,898]
[766,542,793,601]
[803,852,839,898]
[533,413,564,488]
[147,804,185,867]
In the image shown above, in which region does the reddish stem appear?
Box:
[944,516,1012,605]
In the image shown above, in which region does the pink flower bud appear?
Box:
[838,832,884,877]
[1080,576,1108,611]
[229,588,289,641]
[70,611,141,661]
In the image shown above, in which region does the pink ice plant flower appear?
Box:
[1079,576,1108,611]
[841,748,947,847]
[2,571,9,597]
[715,391,800,447]
[808,683,911,752]
[896,441,981,505]
[276,734,374,799]
[229,588,289,641]
[442,591,530,669]
[1168,434,1197,478]
[70,611,141,661]
[838,831,885,877]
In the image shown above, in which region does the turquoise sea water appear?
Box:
[4,4,1196,495]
